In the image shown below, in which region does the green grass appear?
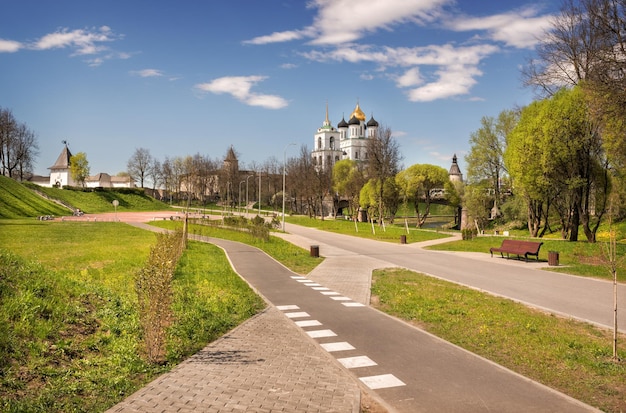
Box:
[371,268,626,413]
[25,183,172,214]
[151,219,322,275]
[428,235,626,282]
[0,176,70,218]
[285,215,452,244]
[0,220,264,412]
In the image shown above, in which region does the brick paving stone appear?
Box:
[105,306,360,413]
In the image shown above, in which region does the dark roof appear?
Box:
[449,154,462,175]
[49,145,73,170]
[225,146,238,161]
[366,116,379,127]
[348,115,360,125]
[337,117,348,128]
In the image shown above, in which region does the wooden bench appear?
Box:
[489,239,543,262]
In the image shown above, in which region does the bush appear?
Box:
[135,230,184,364]
[462,227,478,240]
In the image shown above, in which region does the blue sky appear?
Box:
[1,0,557,177]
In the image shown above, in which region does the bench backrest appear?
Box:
[501,239,542,253]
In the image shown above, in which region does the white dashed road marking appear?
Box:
[276,305,299,311]
[278,305,405,390]
[295,320,322,327]
[320,342,355,352]
[284,312,310,319]
[337,356,377,369]
[359,374,406,389]
[307,329,337,338]
[342,302,365,307]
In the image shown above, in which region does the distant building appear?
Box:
[29,143,134,188]
[448,154,463,183]
[311,102,379,171]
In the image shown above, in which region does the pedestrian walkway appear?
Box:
[106,303,361,413]
[106,223,365,413]
[107,221,599,413]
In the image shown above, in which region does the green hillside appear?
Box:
[0,176,70,218]
[29,185,171,213]
[0,177,172,218]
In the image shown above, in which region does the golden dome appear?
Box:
[350,103,366,122]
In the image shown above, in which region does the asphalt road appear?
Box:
[282,223,626,333]
[208,236,599,412]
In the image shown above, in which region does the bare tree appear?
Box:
[0,107,39,180]
[523,0,604,94]
[365,125,402,224]
[127,147,154,188]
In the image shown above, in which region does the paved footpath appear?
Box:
[107,223,362,413]
[106,219,601,412]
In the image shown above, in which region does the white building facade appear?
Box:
[311,103,378,171]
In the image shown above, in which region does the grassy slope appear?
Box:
[0,221,265,412]
[28,184,171,213]
[0,176,70,218]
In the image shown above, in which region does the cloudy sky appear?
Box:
[1,0,557,177]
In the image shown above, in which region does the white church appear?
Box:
[310,102,463,183]
[311,102,379,170]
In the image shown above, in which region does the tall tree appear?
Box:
[396,164,449,228]
[333,159,365,219]
[127,147,154,188]
[365,125,402,224]
[505,100,553,237]
[465,110,517,215]
[70,152,90,188]
[506,87,608,242]
[0,108,38,180]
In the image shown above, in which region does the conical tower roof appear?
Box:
[49,144,73,171]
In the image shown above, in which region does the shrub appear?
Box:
[135,230,184,364]
[462,227,478,240]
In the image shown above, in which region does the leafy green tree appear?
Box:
[505,100,552,237]
[542,87,608,242]
[332,159,364,219]
[396,164,449,228]
[507,87,609,241]
[70,152,90,188]
[465,110,517,217]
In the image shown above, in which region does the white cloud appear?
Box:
[395,68,422,88]
[243,0,450,45]
[304,43,498,101]
[33,26,118,55]
[244,30,306,45]
[447,6,554,49]
[406,63,482,102]
[194,75,288,109]
[132,69,164,78]
[0,39,22,53]
[308,0,450,45]
[244,1,552,102]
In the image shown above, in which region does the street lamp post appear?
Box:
[258,173,262,216]
[282,143,296,232]
[245,175,253,217]
[239,180,245,212]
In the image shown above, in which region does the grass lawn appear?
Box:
[428,235,626,282]
[371,268,625,413]
[285,215,452,244]
[151,218,322,275]
[0,219,264,412]
[26,184,172,214]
